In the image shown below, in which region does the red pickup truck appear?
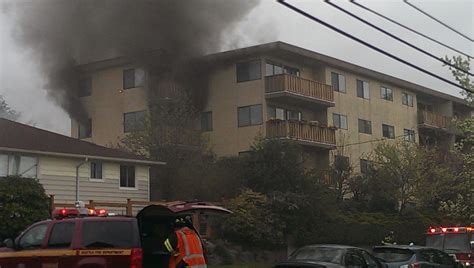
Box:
[0,201,230,268]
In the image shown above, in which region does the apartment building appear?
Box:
[72,41,473,174]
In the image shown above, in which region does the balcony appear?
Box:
[418,111,452,131]
[265,74,335,107]
[266,120,336,149]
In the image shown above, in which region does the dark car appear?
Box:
[275,244,385,268]
[372,245,460,268]
[0,201,230,268]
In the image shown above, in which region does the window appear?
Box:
[78,119,92,139]
[265,61,300,77]
[48,222,75,248]
[120,165,135,188]
[404,129,416,142]
[357,79,370,99]
[360,159,373,174]
[236,60,261,82]
[333,113,348,129]
[201,111,213,132]
[18,224,48,249]
[344,250,366,267]
[268,106,286,120]
[382,124,395,139]
[123,68,145,89]
[335,155,350,170]
[331,72,346,93]
[124,111,146,133]
[90,162,103,180]
[402,92,413,107]
[238,105,262,127]
[78,76,92,97]
[287,109,302,120]
[82,221,139,248]
[380,86,393,101]
[358,119,372,134]
[359,250,380,268]
[0,155,37,178]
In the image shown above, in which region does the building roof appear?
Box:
[205,41,470,106]
[0,118,164,165]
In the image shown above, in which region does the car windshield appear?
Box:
[372,248,414,262]
[426,233,470,253]
[289,247,344,264]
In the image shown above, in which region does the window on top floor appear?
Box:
[123,68,145,89]
[331,72,346,93]
[402,92,414,107]
[380,86,393,101]
[356,79,370,99]
[78,76,92,97]
[265,61,300,77]
[382,124,395,139]
[78,119,92,139]
[236,60,261,82]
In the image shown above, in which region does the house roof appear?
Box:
[0,118,164,165]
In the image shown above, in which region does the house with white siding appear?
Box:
[0,118,164,204]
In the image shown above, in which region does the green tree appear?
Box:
[0,95,20,121]
[0,176,50,240]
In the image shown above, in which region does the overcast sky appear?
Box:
[1,0,473,135]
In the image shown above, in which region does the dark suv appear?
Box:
[0,201,230,268]
[372,245,460,268]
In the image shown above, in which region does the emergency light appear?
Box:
[427,226,473,234]
[52,207,108,219]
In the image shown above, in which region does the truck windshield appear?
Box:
[426,233,470,253]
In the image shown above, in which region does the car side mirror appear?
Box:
[3,239,14,249]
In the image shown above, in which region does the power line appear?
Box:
[350,0,473,59]
[276,0,474,94]
[403,0,474,42]
[325,0,473,76]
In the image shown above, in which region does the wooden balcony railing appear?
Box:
[265,74,334,104]
[266,120,336,148]
[418,110,451,129]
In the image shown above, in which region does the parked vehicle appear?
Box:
[372,245,460,268]
[0,201,230,268]
[426,226,473,267]
[275,244,385,268]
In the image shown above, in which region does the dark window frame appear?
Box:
[333,113,348,130]
[382,124,395,139]
[358,119,372,134]
[331,72,346,93]
[265,61,300,77]
[238,104,262,127]
[357,79,370,99]
[380,86,393,101]
[78,119,92,139]
[201,111,213,132]
[123,110,146,133]
[78,76,92,97]
[402,92,414,107]
[120,165,136,188]
[404,129,416,142]
[47,222,75,248]
[236,60,261,83]
[123,68,136,89]
[90,161,103,180]
[360,159,374,174]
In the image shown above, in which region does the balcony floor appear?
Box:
[265,91,336,108]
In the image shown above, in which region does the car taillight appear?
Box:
[130,248,143,268]
[410,263,421,268]
[455,253,472,261]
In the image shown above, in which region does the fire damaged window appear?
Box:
[120,165,135,188]
[201,111,213,132]
[123,68,145,89]
[78,119,92,139]
[238,105,262,127]
[123,111,146,133]
[236,60,261,82]
[78,76,92,97]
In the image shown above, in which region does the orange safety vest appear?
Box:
[169,227,207,268]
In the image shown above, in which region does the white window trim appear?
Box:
[118,165,138,190]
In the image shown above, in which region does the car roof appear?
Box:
[34,216,135,225]
[373,245,432,251]
[301,244,361,250]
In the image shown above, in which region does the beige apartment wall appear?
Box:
[72,66,148,147]
[325,67,418,172]
[38,156,149,203]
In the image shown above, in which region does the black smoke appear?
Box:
[8,0,260,122]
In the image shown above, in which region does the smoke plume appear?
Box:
[8,0,260,122]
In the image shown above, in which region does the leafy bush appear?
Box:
[0,176,50,240]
